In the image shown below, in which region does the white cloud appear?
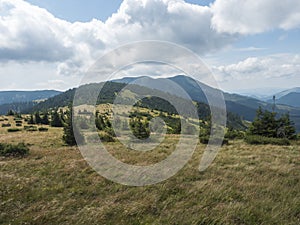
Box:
[0,0,73,61]
[0,0,238,77]
[214,54,300,81]
[211,0,300,34]
[0,0,300,91]
[106,0,236,52]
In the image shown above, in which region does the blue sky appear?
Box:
[0,0,299,95]
[25,0,215,22]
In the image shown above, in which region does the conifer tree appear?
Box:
[28,114,35,125]
[278,113,296,139]
[51,111,63,127]
[63,106,84,146]
[35,112,42,124]
[41,112,49,125]
[249,108,296,140]
[130,118,150,139]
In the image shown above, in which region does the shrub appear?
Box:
[0,143,29,157]
[244,135,290,146]
[38,127,49,132]
[99,131,115,142]
[7,128,22,132]
[24,126,38,132]
[2,123,11,127]
[16,123,22,127]
[225,128,245,140]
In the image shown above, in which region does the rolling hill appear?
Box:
[6,75,300,131]
[22,81,246,130]
[114,75,300,131]
[266,87,300,107]
[274,92,300,108]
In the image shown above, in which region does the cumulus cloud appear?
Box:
[211,0,300,34]
[214,54,300,81]
[106,0,236,52]
[0,0,73,61]
[0,0,238,76]
[0,0,300,80]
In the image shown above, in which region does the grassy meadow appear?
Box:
[1,115,300,224]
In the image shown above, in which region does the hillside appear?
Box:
[1,126,300,224]
[273,87,300,99]
[275,92,300,108]
[0,102,36,115]
[0,90,61,105]
[115,75,300,115]
[23,81,246,130]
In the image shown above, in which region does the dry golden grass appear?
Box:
[1,125,300,224]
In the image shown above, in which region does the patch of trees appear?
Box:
[245,107,297,145]
[130,117,150,140]
[248,107,296,139]
[27,112,50,125]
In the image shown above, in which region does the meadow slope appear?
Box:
[1,127,300,224]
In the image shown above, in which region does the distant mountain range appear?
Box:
[275,92,300,108]
[0,90,61,114]
[0,90,61,105]
[264,87,300,108]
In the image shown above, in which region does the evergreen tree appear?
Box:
[95,113,106,131]
[130,118,150,140]
[261,110,278,137]
[28,114,35,125]
[6,110,15,116]
[249,108,296,140]
[249,107,264,136]
[35,112,42,124]
[41,112,49,125]
[51,111,63,127]
[63,106,84,146]
[278,113,297,139]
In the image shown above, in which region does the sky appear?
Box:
[0,0,299,95]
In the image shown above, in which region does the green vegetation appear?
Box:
[130,117,150,140]
[24,125,38,132]
[1,127,300,224]
[0,142,29,157]
[50,110,64,127]
[38,127,49,132]
[246,107,297,145]
[245,135,291,146]
[1,123,11,127]
[249,107,296,139]
[63,106,84,146]
[7,128,22,133]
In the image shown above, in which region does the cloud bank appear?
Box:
[0,0,300,79]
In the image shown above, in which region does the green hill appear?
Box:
[23,81,245,130]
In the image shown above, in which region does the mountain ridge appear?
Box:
[0,90,61,105]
